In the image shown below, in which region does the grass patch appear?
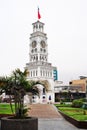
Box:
[0,103,15,114]
[72,114,87,121]
[55,103,71,107]
[56,105,87,121]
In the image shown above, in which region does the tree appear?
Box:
[0,68,39,118]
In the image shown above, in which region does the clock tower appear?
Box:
[29,21,48,63]
[25,20,58,103]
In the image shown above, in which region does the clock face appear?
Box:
[32,41,37,48]
[40,40,46,48]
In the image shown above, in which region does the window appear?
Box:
[40,48,42,52]
[31,71,32,77]
[50,72,52,77]
[35,48,37,52]
[40,70,42,76]
[36,70,37,76]
[33,71,35,76]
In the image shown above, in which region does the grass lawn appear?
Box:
[56,106,87,121]
[0,103,15,114]
[55,103,71,107]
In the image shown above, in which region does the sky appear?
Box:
[0,0,87,84]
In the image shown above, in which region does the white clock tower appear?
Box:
[30,21,48,63]
[25,20,58,103]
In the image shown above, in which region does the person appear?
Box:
[49,95,51,104]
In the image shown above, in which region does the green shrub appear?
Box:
[79,98,86,102]
[60,100,65,105]
[83,110,86,115]
[72,99,83,108]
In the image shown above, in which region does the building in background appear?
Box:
[54,76,86,102]
[69,76,87,98]
[69,76,87,92]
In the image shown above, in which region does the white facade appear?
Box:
[25,20,58,103]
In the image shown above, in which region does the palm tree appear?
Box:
[0,68,39,118]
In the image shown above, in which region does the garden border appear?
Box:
[59,111,87,129]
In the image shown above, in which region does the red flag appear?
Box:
[38,8,41,19]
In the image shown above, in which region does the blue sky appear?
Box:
[0,0,87,84]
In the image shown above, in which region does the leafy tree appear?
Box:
[0,68,39,118]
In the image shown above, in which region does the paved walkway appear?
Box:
[28,104,86,130]
[29,104,61,118]
[38,118,86,130]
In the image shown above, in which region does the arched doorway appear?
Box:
[32,84,47,103]
[24,80,52,104]
[32,80,51,103]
